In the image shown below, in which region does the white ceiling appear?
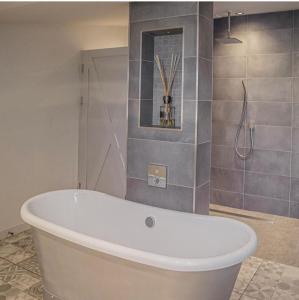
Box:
[0,2,298,24]
[214,1,299,18]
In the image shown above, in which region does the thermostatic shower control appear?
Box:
[148,164,167,188]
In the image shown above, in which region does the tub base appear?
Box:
[34,229,241,300]
[43,289,60,300]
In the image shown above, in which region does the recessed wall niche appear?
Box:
[140,28,183,129]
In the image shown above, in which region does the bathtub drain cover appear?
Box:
[145,216,155,228]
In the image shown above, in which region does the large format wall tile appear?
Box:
[291,153,299,178]
[197,101,211,143]
[247,29,292,54]
[247,54,292,78]
[247,78,292,102]
[195,182,210,214]
[213,56,246,78]
[294,29,299,52]
[248,102,291,127]
[130,2,198,22]
[212,145,244,170]
[293,53,299,77]
[245,149,290,176]
[214,32,247,57]
[184,57,197,100]
[253,125,291,151]
[127,178,193,212]
[127,138,195,187]
[212,101,243,124]
[198,2,213,19]
[128,61,140,99]
[294,10,299,28]
[294,10,299,29]
[212,122,245,146]
[198,15,213,59]
[292,128,299,153]
[293,104,299,128]
[291,178,299,202]
[244,172,290,200]
[294,78,299,102]
[244,194,289,217]
[196,142,211,186]
[213,78,245,101]
[290,202,299,218]
[211,168,244,193]
[211,189,243,209]
[247,11,293,31]
[198,58,213,100]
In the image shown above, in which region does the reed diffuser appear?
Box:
[154,54,180,128]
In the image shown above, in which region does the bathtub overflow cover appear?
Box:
[145,216,155,228]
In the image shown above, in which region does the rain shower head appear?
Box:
[216,36,242,44]
[216,12,243,44]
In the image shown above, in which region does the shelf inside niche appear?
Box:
[140,27,183,130]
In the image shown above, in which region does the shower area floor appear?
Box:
[0,225,298,300]
[210,204,299,267]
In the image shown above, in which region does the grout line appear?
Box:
[214,52,293,58]
[127,176,194,189]
[289,10,295,217]
[128,137,211,146]
[212,122,293,129]
[212,143,292,154]
[212,166,291,179]
[213,99,293,104]
[192,3,199,214]
[214,76,296,80]
[242,14,249,210]
[212,187,290,203]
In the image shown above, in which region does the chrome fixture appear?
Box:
[216,11,243,44]
[234,81,255,160]
[145,216,155,228]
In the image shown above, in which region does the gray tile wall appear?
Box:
[212,10,299,218]
[127,2,213,213]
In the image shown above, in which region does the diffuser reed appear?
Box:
[154,54,180,128]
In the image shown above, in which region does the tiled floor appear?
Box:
[210,204,299,267]
[0,230,42,300]
[0,230,299,299]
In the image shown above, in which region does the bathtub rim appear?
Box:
[21,189,257,272]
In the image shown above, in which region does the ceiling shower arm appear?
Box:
[227,11,231,38]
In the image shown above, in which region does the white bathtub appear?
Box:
[21,190,257,300]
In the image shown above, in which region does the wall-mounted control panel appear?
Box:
[148,164,167,188]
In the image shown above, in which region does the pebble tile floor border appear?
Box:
[0,230,299,299]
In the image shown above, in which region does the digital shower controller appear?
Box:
[148,164,167,189]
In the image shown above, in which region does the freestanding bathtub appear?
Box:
[21,190,257,300]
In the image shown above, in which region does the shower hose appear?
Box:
[234,80,254,160]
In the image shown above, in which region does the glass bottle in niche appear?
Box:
[155,54,180,129]
[160,96,175,128]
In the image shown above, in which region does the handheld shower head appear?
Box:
[216,12,243,44]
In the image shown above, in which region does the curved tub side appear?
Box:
[34,228,241,300]
[21,190,257,272]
